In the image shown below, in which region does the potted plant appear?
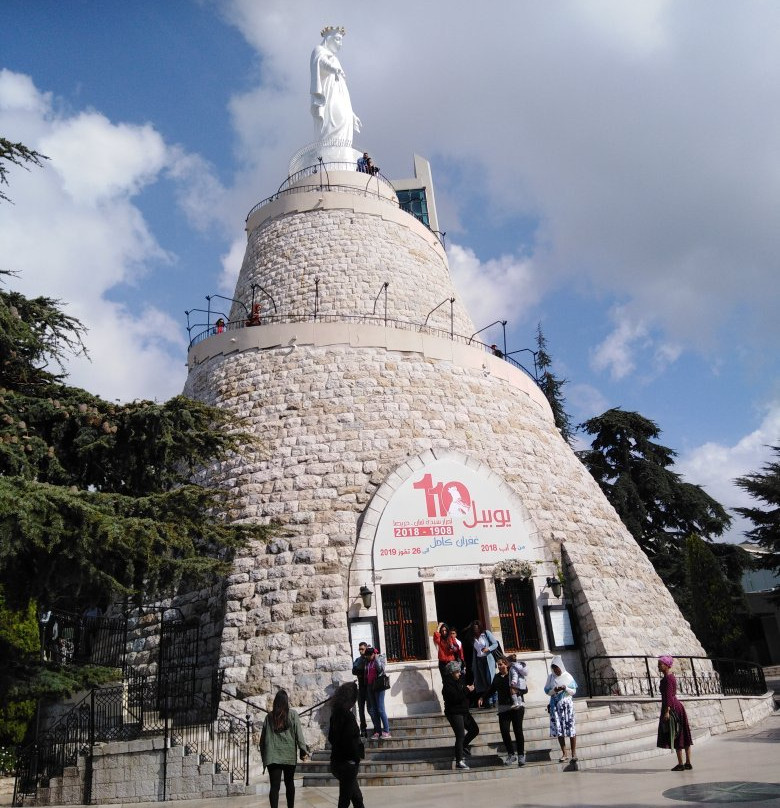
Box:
[492,559,535,584]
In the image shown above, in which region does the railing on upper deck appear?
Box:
[586,654,767,699]
[186,312,539,383]
[244,161,445,245]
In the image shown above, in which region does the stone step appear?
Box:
[300,757,562,787]
[350,718,657,756]
[289,712,710,788]
[366,708,639,740]
[385,702,614,729]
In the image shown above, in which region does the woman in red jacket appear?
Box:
[433,622,458,679]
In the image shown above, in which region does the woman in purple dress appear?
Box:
[656,655,693,770]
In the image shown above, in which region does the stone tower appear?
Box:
[183,152,707,718]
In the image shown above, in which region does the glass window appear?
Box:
[381,584,428,662]
[495,578,542,652]
[396,188,430,228]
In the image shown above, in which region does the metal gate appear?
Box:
[157,613,199,714]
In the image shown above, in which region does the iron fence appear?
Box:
[13,671,247,806]
[586,655,767,699]
[39,610,127,670]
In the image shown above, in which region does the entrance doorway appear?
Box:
[434,580,483,689]
[433,581,482,640]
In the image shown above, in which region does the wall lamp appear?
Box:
[359,584,374,610]
[546,577,562,599]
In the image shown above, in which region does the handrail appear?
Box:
[186,312,540,383]
[585,654,767,699]
[220,688,331,720]
[298,694,332,719]
[221,689,268,715]
[246,181,398,223]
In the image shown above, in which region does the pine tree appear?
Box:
[0,138,47,203]
[0,139,271,745]
[578,408,731,601]
[535,324,574,445]
[734,445,780,573]
[0,138,270,611]
[684,535,746,657]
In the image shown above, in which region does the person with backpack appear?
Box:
[259,689,309,808]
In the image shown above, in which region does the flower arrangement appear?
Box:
[492,558,535,583]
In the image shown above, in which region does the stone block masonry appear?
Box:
[184,330,707,713]
[34,740,247,805]
[181,169,714,739]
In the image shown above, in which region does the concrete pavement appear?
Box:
[2,709,778,808]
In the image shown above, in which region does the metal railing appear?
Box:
[586,655,767,699]
[246,180,397,224]
[13,672,248,806]
[39,610,127,670]
[187,312,539,383]
[276,161,396,196]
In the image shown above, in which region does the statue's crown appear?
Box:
[321,25,346,37]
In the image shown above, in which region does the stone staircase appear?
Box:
[267,701,712,787]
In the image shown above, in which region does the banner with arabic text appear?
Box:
[373,459,532,570]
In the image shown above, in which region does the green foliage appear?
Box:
[734,445,780,574]
[0,272,270,611]
[578,408,731,611]
[0,147,271,743]
[535,324,574,445]
[0,744,16,775]
[0,590,38,655]
[684,535,746,657]
[0,590,39,745]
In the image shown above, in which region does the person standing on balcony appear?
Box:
[442,660,479,770]
[544,655,578,766]
[259,689,309,808]
[657,655,693,771]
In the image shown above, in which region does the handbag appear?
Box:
[373,672,391,691]
[486,632,504,661]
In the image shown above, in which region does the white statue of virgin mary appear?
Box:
[310,25,361,146]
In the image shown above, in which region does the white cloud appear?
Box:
[447,243,542,333]
[219,237,246,294]
[39,113,167,205]
[591,308,649,380]
[568,383,609,422]
[217,0,780,374]
[676,404,780,542]
[0,70,193,401]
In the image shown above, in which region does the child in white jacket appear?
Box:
[506,654,529,708]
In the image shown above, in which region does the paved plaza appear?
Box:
[3,708,777,808]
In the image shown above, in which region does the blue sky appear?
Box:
[1,0,779,540]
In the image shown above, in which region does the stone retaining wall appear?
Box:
[36,739,249,805]
[596,691,775,735]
